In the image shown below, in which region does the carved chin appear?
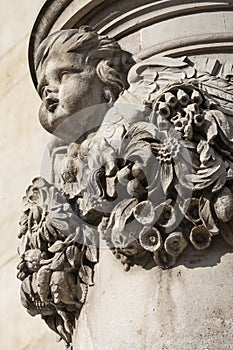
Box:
[38,104,68,134]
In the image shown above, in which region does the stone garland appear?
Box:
[17,54,233,347]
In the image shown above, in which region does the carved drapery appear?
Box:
[17,1,233,348]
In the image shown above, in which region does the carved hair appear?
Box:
[35,26,134,101]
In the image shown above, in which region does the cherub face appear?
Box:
[37,51,105,133]
[24,249,41,271]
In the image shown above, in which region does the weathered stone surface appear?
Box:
[0,1,70,349]
[0,0,44,54]
[14,1,233,349]
[73,240,233,350]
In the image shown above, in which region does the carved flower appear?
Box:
[59,89,233,272]
[19,177,80,251]
[150,128,193,196]
[105,198,142,249]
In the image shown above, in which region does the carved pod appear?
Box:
[139,227,162,252]
[190,225,212,250]
[213,187,233,222]
[177,89,190,106]
[164,232,187,257]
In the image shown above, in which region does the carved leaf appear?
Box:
[160,163,173,194]
[44,315,58,337]
[66,245,81,267]
[199,196,219,236]
[108,198,138,232]
[21,275,32,296]
[197,141,215,165]
[79,283,88,303]
[125,122,158,141]
[85,245,98,263]
[198,74,233,114]
[211,110,233,149]
[123,140,153,168]
[106,175,117,198]
[45,220,60,239]
[49,216,69,232]
[50,252,66,270]
[79,264,94,286]
[212,167,227,192]
[56,314,72,345]
[48,240,66,253]
[82,225,99,249]
[41,226,52,242]
[219,221,233,247]
[203,113,218,143]
[188,155,226,191]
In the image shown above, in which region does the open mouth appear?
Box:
[45,96,59,112]
[48,102,58,112]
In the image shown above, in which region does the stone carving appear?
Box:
[17,177,96,346]
[18,25,233,347]
[17,26,133,348]
[35,25,133,134]
[60,56,233,270]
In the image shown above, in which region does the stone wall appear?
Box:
[0,1,63,349]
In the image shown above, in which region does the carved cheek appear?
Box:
[38,103,50,129]
[60,80,83,112]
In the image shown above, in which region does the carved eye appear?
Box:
[60,71,71,82]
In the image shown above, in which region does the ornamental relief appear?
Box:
[17,26,233,348]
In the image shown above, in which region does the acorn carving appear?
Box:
[213,186,233,222]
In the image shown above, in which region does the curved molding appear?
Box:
[28,0,233,88]
[90,2,233,38]
[136,32,233,60]
[28,0,73,88]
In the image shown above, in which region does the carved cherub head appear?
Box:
[35,26,133,134]
[24,249,42,272]
[49,271,80,306]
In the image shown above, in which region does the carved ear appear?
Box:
[96,59,124,101]
[103,87,114,103]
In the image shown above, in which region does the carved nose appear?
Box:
[43,86,59,112]
[44,85,58,96]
